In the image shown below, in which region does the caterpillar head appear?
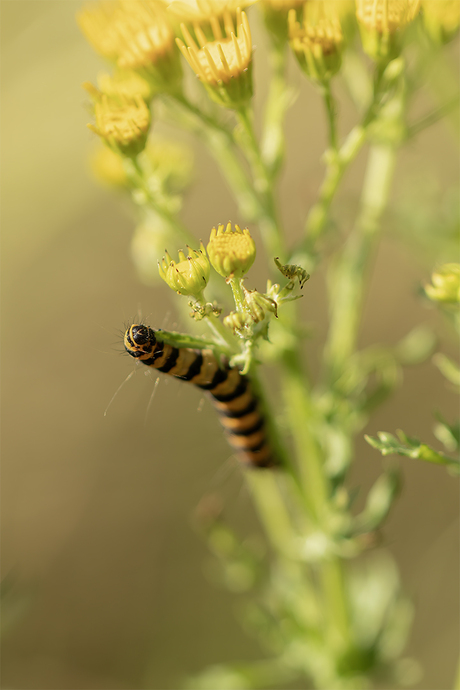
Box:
[124,324,156,358]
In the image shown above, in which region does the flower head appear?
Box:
[207,222,256,278]
[78,0,182,92]
[288,2,343,83]
[158,244,210,296]
[176,9,253,107]
[425,264,460,305]
[422,0,460,43]
[85,85,151,157]
[356,0,421,60]
[97,69,154,101]
[260,0,304,44]
[167,0,258,21]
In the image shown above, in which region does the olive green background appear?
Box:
[1,2,459,689]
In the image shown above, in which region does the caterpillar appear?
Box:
[124,324,276,468]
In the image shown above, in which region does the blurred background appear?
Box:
[1,2,459,689]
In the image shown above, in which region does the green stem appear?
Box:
[302,66,387,249]
[303,124,367,244]
[407,95,460,140]
[165,93,260,220]
[280,348,352,655]
[320,80,339,152]
[124,157,195,246]
[236,106,286,260]
[325,144,397,380]
[228,277,246,312]
[261,41,291,178]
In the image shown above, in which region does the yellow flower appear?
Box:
[422,0,460,43]
[176,9,253,107]
[78,0,182,92]
[158,245,210,296]
[207,222,256,278]
[425,264,460,305]
[85,85,151,157]
[356,0,421,60]
[90,146,129,188]
[97,69,154,101]
[261,0,305,44]
[167,0,258,21]
[288,1,343,83]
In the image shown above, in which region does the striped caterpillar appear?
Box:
[124,324,276,468]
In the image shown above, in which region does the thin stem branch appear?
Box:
[236,105,286,260]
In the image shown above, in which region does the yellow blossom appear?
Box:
[423,0,460,42]
[78,0,182,92]
[97,70,154,102]
[356,0,421,60]
[289,2,343,83]
[90,146,129,188]
[425,264,460,305]
[207,222,256,278]
[177,9,253,107]
[158,245,210,296]
[167,0,258,21]
[85,85,151,157]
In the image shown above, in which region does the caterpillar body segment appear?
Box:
[124,324,276,468]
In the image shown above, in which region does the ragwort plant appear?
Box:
[79,1,459,688]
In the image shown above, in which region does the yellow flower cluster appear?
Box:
[177,9,253,107]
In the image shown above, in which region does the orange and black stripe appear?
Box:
[124,324,276,468]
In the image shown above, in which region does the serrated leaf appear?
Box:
[365,431,460,474]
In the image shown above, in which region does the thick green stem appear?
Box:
[325,144,397,380]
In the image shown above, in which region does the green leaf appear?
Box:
[365,431,460,474]
[432,352,460,387]
[353,469,401,534]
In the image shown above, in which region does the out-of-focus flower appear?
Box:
[167,0,258,21]
[177,9,253,108]
[90,146,129,188]
[159,245,210,296]
[78,0,182,92]
[84,84,151,157]
[422,0,460,43]
[425,263,460,305]
[207,222,256,278]
[356,0,421,60]
[288,1,343,83]
[97,70,155,102]
[260,0,305,44]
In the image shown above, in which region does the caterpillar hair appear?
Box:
[124,324,277,468]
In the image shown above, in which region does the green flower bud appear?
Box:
[425,263,460,304]
[207,222,256,279]
[158,244,210,297]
